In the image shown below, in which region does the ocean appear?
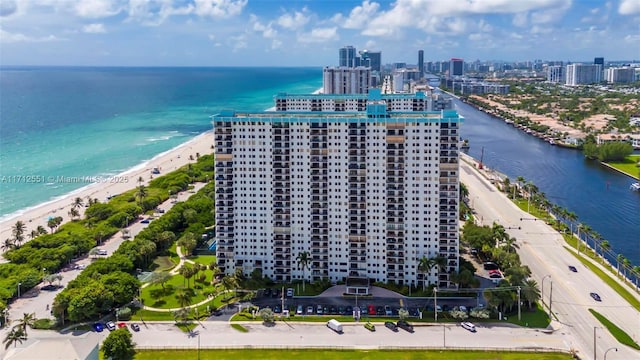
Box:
[0,67,322,220]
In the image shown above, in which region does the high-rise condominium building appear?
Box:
[566,63,602,85]
[546,65,564,83]
[594,57,604,66]
[339,46,357,67]
[322,66,371,94]
[450,58,464,76]
[359,50,382,73]
[213,89,462,289]
[604,67,635,83]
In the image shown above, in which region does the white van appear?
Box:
[97,249,108,256]
[327,319,343,333]
[461,321,477,332]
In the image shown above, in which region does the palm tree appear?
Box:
[14,312,36,336]
[179,264,194,288]
[431,255,447,275]
[151,272,171,292]
[175,289,193,308]
[47,218,58,233]
[515,176,525,198]
[36,226,47,235]
[296,251,311,293]
[68,208,80,220]
[418,256,435,291]
[616,254,625,276]
[1,239,15,252]
[28,230,38,240]
[173,307,190,324]
[521,279,541,309]
[135,185,148,208]
[221,274,238,297]
[3,327,27,349]
[12,221,26,246]
[632,266,640,292]
[71,197,84,209]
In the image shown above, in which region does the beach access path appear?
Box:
[0,131,214,256]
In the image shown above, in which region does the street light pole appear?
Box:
[604,347,617,360]
[434,288,438,323]
[548,280,553,320]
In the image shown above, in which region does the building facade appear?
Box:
[213,90,462,289]
[450,58,464,77]
[565,63,602,85]
[339,46,357,67]
[604,67,635,83]
[546,65,564,83]
[322,66,371,94]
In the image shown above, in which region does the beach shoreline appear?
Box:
[0,131,214,251]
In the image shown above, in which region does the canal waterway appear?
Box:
[454,98,640,267]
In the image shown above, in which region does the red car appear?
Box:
[117,322,127,329]
[368,304,376,315]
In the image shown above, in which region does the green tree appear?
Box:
[175,289,193,308]
[135,185,148,209]
[521,279,541,309]
[14,312,36,336]
[72,197,84,210]
[12,221,26,246]
[221,274,238,297]
[296,251,311,293]
[101,328,135,360]
[418,256,435,291]
[3,327,27,350]
[258,307,275,324]
[177,233,197,257]
[150,272,172,292]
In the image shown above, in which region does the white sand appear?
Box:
[0,131,214,253]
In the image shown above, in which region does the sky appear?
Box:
[1,0,639,66]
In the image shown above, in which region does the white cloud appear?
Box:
[194,0,247,18]
[297,27,338,43]
[624,34,640,42]
[75,0,124,18]
[126,0,194,26]
[277,9,309,30]
[512,12,528,27]
[0,29,63,43]
[229,33,247,51]
[619,0,640,15]
[271,39,282,49]
[333,0,380,29]
[83,23,106,33]
[250,15,278,39]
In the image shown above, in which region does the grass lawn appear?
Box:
[130,349,572,360]
[141,271,222,309]
[605,155,640,179]
[505,303,550,328]
[189,254,217,265]
[589,308,640,350]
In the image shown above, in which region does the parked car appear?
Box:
[306,305,314,315]
[96,249,108,256]
[117,322,127,329]
[140,218,151,224]
[385,305,393,316]
[345,306,353,315]
[272,288,281,298]
[590,292,602,302]
[483,262,499,270]
[130,323,140,332]
[384,321,398,332]
[364,322,376,331]
[286,288,294,297]
[376,306,385,315]
[274,305,282,314]
[568,265,578,272]
[338,306,346,315]
[106,321,116,331]
[461,321,477,332]
[368,305,376,315]
[92,323,105,332]
[329,306,337,315]
[458,306,468,313]
[397,320,414,333]
[73,264,87,270]
[296,305,303,315]
[316,304,323,315]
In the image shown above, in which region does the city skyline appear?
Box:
[0,0,639,66]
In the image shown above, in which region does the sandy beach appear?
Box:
[0,131,214,253]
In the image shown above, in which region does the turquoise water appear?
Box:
[0,67,322,219]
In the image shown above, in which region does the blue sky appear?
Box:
[1,0,639,66]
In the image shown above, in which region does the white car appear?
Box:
[296,305,303,315]
[105,321,117,331]
[461,321,477,332]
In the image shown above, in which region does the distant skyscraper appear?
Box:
[418,50,424,79]
[359,50,382,73]
[594,57,604,66]
[546,65,564,83]
[339,46,357,67]
[450,58,464,76]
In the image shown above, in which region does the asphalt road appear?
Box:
[460,157,640,360]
